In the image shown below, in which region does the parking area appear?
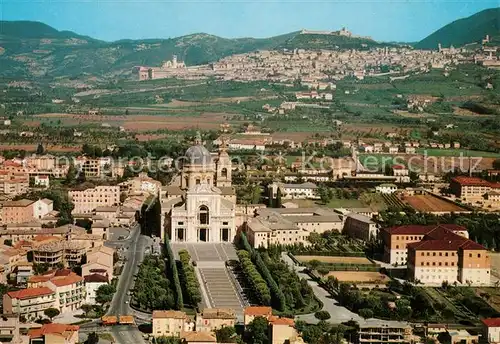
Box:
[108,227,131,241]
[171,243,238,262]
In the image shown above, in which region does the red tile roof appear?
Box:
[7,287,54,300]
[482,318,500,327]
[84,274,108,283]
[385,224,467,236]
[269,316,295,326]
[392,165,406,169]
[452,176,491,187]
[244,306,273,317]
[28,323,79,339]
[49,273,83,287]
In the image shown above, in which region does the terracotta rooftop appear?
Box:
[269,316,295,326]
[152,310,187,319]
[7,287,54,299]
[200,308,235,319]
[452,176,492,187]
[181,331,216,342]
[49,273,83,287]
[482,318,500,327]
[28,323,79,339]
[84,274,108,283]
[244,306,273,317]
[384,224,467,236]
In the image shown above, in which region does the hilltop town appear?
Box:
[0,8,500,344]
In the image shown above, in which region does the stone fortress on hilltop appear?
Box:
[300,27,373,40]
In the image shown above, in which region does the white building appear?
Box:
[84,274,108,305]
[32,199,54,220]
[269,182,319,199]
[375,184,398,194]
[162,136,236,243]
[34,176,50,188]
[69,185,120,214]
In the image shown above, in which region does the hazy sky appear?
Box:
[0,0,499,42]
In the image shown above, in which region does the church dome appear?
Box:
[185,145,213,165]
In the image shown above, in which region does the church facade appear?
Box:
[160,137,237,243]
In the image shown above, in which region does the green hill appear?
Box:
[415,8,500,49]
[0,21,388,79]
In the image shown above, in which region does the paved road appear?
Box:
[280,252,363,324]
[106,224,151,344]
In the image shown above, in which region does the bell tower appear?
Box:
[216,136,232,187]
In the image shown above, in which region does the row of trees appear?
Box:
[237,250,271,305]
[240,233,286,311]
[133,255,176,311]
[164,236,183,310]
[177,250,202,306]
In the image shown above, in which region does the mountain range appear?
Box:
[0,7,498,79]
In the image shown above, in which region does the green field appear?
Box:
[417,148,500,157]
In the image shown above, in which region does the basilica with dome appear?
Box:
[160,135,238,243]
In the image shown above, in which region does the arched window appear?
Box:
[221,168,228,178]
[196,178,201,185]
[199,205,209,225]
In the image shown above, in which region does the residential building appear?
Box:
[0,314,29,344]
[16,262,33,286]
[450,176,500,201]
[0,200,35,225]
[28,323,79,344]
[0,171,29,196]
[406,226,490,285]
[375,184,397,194]
[90,220,110,240]
[382,224,469,266]
[343,213,379,241]
[482,318,500,344]
[46,273,85,312]
[3,287,56,320]
[181,332,217,344]
[82,245,114,281]
[152,310,193,338]
[357,320,412,344]
[84,274,108,305]
[243,306,272,326]
[269,316,304,344]
[439,329,479,344]
[392,165,410,183]
[33,176,50,188]
[195,308,236,332]
[119,172,161,196]
[69,185,120,214]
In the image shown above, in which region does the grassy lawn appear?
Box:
[417,148,500,158]
[325,198,365,208]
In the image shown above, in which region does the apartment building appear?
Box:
[0,245,25,283]
[0,314,28,344]
[269,182,319,200]
[82,245,114,281]
[482,318,500,344]
[28,323,79,344]
[3,287,56,320]
[407,228,490,286]
[357,320,413,344]
[195,308,236,332]
[243,306,273,326]
[450,176,500,201]
[382,224,469,265]
[69,185,120,214]
[152,310,193,338]
[46,273,85,312]
[269,316,304,344]
[0,171,29,196]
[84,274,108,305]
[343,213,379,241]
[33,239,87,268]
[0,200,35,225]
